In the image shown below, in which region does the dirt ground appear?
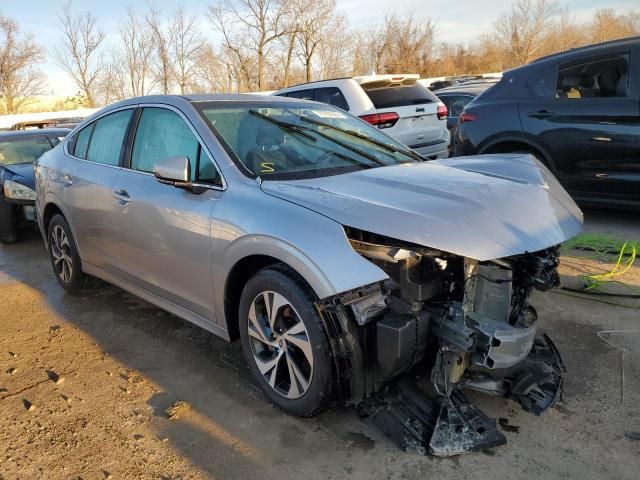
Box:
[1,208,639,480]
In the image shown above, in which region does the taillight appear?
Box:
[437,103,447,120]
[459,112,477,124]
[359,112,399,129]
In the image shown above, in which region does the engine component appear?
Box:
[376,313,429,379]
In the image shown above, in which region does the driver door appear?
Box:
[110,106,224,322]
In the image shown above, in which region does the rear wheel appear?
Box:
[47,214,99,294]
[238,266,334,416]
[0,196,18,244]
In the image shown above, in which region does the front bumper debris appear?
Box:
[359,334,565,456]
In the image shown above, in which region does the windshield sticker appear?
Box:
[260,162,275,174]
[310,110,347,119]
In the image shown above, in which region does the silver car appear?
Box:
[35,95,582,456]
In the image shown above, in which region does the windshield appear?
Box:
[196,101,420,180]
[0,136,53,165]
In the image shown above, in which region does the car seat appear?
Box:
[246,124,290,175]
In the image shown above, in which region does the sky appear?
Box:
[2,0,637,96]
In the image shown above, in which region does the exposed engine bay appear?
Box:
[317,227,566,456]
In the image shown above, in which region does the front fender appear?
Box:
[212,204,388,326]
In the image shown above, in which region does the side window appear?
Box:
[445,96,473,117]
[86,110,133,165]
[556,54,629,99]
[72,124,94,159]
[132,108,221,185]
[314,87,349,111]
[286,89,313,100]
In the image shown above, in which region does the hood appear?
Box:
[1,163,35,189]
[261,154,583,261]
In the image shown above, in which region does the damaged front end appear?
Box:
[317,227,567,456]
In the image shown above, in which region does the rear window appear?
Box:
[361,82,438,108]
[0,136,53,165]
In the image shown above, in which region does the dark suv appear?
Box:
[454,37,640,208]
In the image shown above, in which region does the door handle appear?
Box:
[112,189,130,203]
[61,174,73,186]
[527,110,555,119]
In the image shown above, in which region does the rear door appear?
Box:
[60,108,134,270]
[521,51,640,203]
[358,77,446,150]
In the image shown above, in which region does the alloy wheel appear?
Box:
[51,225,73,283]
[247,291,314,399]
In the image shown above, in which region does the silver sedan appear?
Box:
[35,94,582,455]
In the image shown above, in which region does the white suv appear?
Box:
[274,74,450,159]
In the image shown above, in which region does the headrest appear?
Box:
[598,70,620,93]
[578,73,594,88]
[559,74,580,90]
[256,124,285,147]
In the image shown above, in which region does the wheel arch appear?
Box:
[41,199,84,260]
[216,233,387,341]
[479,137,557,173]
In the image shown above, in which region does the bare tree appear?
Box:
[97,51,128,105]
[382,14,436,74]
[295,0,335,82]
[169,8,204,94]
[0,15,46,114]
[494,0,559,67]
[146,5,174,94]
[120,8,155,97]
[193,43,227,93]
[546,7,584,53]
[317,15,353,79]
[208,0,292,90]
[590,8,640,44]
[55,1,105,107]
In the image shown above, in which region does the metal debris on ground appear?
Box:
[165,400,192,420]
[596,330,639,404]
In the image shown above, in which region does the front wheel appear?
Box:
[238,266,335,416]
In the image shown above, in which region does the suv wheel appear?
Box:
[47,214,100,294]
[239,266,334,416]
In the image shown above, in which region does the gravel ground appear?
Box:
[0,207,639,479]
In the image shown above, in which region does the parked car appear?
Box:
[435,82,497,154]
[455,36,640,208]
[0,129,69,243]
[274,74,450,159]
[35,95,581,455]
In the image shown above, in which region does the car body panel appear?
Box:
[261,154,582,261]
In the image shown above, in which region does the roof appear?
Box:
[0,128,71,138]
[532,36,640,65]
[434,83,495,96]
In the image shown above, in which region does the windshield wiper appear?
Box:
[250,109,385,167]
[298,115,424,162]
[248,110,317,143]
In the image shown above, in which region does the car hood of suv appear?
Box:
[260,154,583,261]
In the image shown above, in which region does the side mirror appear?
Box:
[153,156,190,185]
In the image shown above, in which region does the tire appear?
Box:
[47,214,100,294]
[0,196,18,244]
[238,265,335,416]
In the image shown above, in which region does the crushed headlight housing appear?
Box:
[3,180,36,201]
